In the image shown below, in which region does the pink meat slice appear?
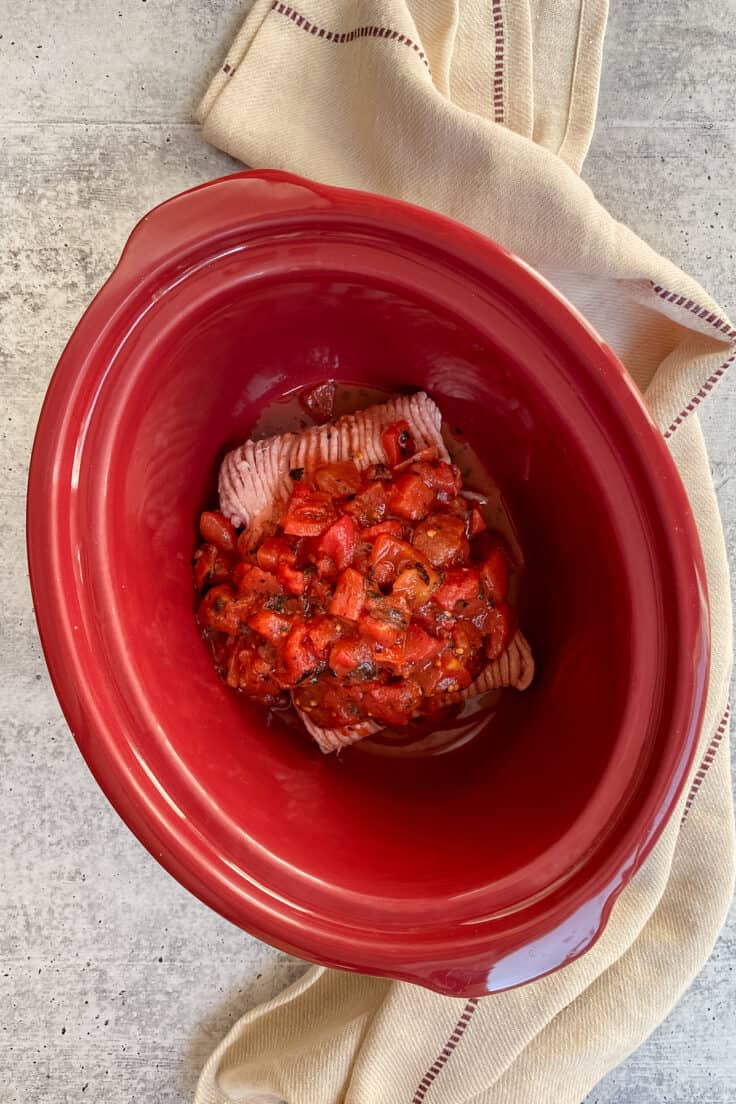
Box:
[469,630,534,694]
[218,392,534,753]
[298,714,383,754]
[219,392,450,535]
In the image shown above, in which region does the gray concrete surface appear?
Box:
[0,1,734,1101]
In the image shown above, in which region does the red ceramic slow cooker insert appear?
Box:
[27,172,708,995]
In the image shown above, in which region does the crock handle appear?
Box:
[111,170,336,286]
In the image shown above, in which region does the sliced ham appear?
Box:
[218,391,534,752]
[299,714,383,755]
[219,392,449,535]
[469,630,535,695]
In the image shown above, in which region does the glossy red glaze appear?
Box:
[27,171,709,996]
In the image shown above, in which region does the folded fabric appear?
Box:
[194,3,735,1101]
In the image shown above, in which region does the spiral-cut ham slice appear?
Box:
[218,392,534,751]
[219,392,450,536]
[468,629,535,694]
[298,714,383,754]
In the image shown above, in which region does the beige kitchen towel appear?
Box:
[195,2,735,1101]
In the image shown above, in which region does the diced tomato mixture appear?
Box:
[193,421,516,730]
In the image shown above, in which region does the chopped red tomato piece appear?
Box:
[387,472,435,521]
[412,461,462,498]
[450,621,483,659]
[193,544,233,592]
[235,564,282,597]
[314,553,338,580]
[381,420,416,467]
[485,602,513,660]
[199,510,236,553]
[293,676,366,727]
[437,652,474,692]
[308,576,334,605]
[360,519,405,542]
[280,623,320,685]
[283,486,336,537]
[317,514,357,571]
[452,597,494,635]
[343,481,387,527]
[394,445,439,471]
[359,596,408,646]
[361,617,406,647]
[364,680,421,726]
[411,600,453,638]
[368,533,416,589]
[371,638,409,672]
[369,533,415,568]
[300,380,336,423]
[412,651,473,699]
[480,544,509,604]
[247,608,291,644]
[413,661,446,698]
[365,462,392,482]
[277,561,307,595]
[256,536,295,572]
[306,615,346,656]
[413,513,469,568]
[236,643,283,700]
[404,624,444,665]
[350,544,372,578]
[392,561,440,608]
[433,567,480,611]
[329,567,365,620]
[369,561,393,591]
[198,585,251,635]
[314,460,362,496]
[329,638,374,678]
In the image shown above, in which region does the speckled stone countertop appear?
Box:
[1,2,734,1101]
